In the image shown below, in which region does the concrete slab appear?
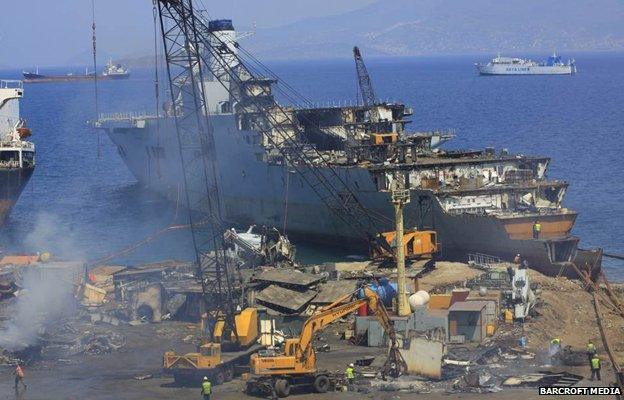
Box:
[255,285,317,313]
[399,337,444,378]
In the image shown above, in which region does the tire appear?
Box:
[275,379,291,398]
[213,369,225,386]
[313,375,329,393]
[223,365,234,382]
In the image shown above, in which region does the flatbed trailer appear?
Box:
[164,343,264,386]
[245,371,338,398]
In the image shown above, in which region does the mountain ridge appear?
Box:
[243,0,624,59]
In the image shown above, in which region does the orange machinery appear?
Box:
[372,230,440,260]
[163,307,262,386]
[245,287,407,397]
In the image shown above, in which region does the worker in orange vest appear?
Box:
[14,363,27,390]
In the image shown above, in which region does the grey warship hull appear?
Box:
[102,115,595,277]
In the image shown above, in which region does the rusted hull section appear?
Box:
[501,213,576,240]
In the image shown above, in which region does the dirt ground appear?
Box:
[0,328,613,400]
[523,270,624,365]
[1,261,623,399]
[417,261,483,292]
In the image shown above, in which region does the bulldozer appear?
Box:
[245,287,407,397]
[163,307,263,386]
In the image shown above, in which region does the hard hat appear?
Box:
[349,363,354,367]
[203,376,208,381]
[516,254,520,257]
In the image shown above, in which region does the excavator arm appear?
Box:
[295,286,407,375]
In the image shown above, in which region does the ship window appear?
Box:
[22,151,35,167]
[0,151,19,162]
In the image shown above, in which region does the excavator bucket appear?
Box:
[384,345,408,378]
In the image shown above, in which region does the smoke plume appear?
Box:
[0,267,76,351]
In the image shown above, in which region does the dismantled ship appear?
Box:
[98,19,599,276]
[0,80,35,225]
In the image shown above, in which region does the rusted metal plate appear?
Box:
[255,285,317,313]
[312,280,358,304]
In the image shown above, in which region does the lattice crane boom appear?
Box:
[353,46,377,108]
[157,0,238,342]
[157,1,393,266]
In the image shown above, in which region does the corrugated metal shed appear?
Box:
[448,301,488,343]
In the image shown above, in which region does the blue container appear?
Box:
[358,278,397,307]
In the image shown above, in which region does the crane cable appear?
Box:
[282,166,290,233]
[152,1,160,125]
[91,0,101,160]
[152,0,162,178]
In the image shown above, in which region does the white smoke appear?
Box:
[24,212,86,261]
[0,212,84,351]
[0,267,76,351]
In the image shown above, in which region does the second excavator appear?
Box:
[245,286,408,398]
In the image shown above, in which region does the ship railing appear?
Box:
[468,253,502,270]
[0,140,34,148]
[0,139,34,149]
[0,80,23,89]
[98,111,158,122]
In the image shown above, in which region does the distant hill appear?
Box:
[243,0,624,59]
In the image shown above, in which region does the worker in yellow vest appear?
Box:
[549,337,562,361]
[590,355,601,381]
[201,376,212,400]
[586,340,597,363]
[345,363,355,390]
[533,220,542,239]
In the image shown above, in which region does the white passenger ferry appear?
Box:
[476,54,576,75]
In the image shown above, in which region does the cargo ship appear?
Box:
[0,80,35,225]
[476,54,576,75]
[97,20,599,277]
[23,60,130,83]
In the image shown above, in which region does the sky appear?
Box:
[0,0,374,69]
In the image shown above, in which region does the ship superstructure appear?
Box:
[476,54,576,75]
[0,80,35,225]
[98,20,597,276]
[102,59,130,79]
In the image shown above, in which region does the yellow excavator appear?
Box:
[245,286,407,397]
[163,307,263,385]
